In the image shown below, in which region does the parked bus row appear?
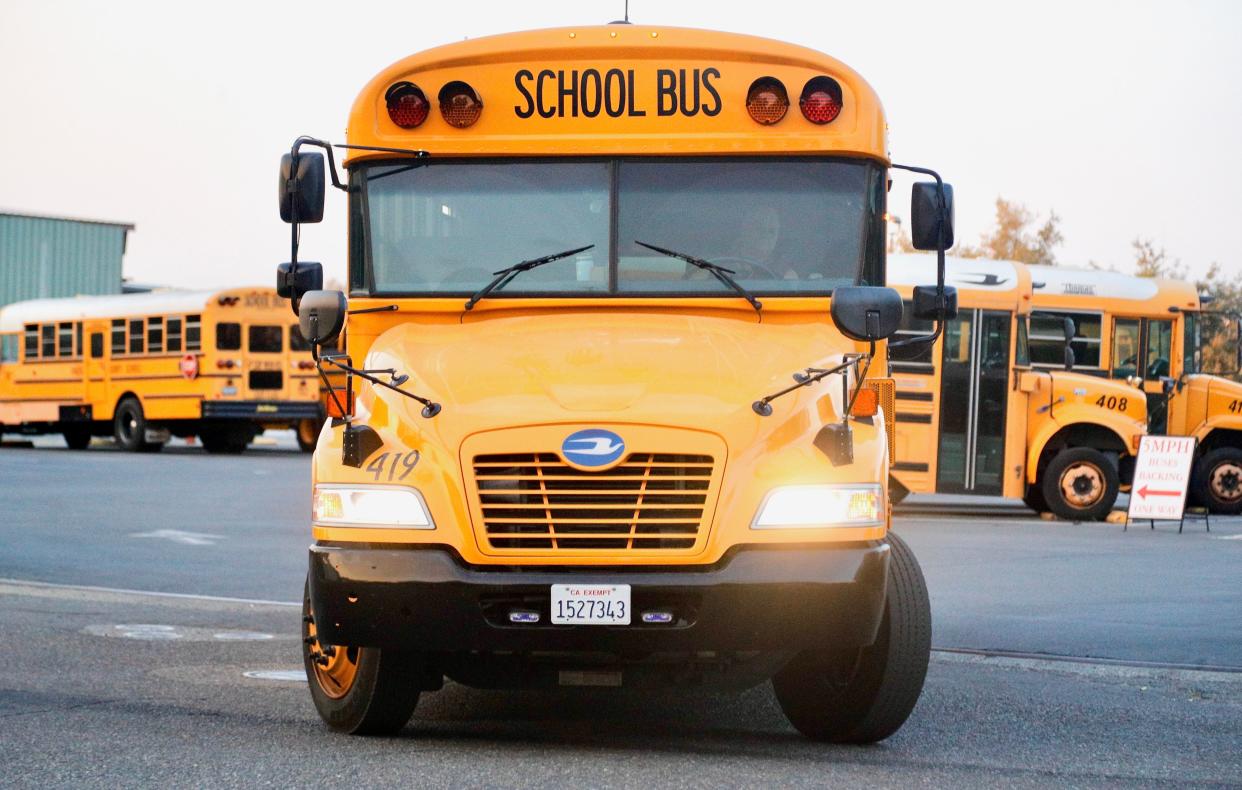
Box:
[888,255,1241,516]
[0,288,329,453]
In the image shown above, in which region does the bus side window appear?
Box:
[41,325,55,358]
[217,322,242,351]
[167,318,183,353]
[24,324,39,360]
[57,322,74,358]
[90,332,105,359]
[1111,318,1141,378]
[147,317,164,354]
[0,335,18,364]
[1031,311,1102,368]
[128,319,144,354]
[185,315,202,351]
[1183,313,1200,375]
[111,319,126,356]
[1015,317,1030,367]
[889,301,934,370]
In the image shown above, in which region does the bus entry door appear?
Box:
[936,310,1011,495]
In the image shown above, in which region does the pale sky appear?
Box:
[2,0,1239,289]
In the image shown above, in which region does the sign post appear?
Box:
[1125,436,1197,531]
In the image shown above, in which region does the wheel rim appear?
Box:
[1059,461,1104,508]
[1209,461,1242,504]
[305,613,359,699]
[119,408,137,443]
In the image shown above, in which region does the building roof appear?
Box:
[0,209,135,231]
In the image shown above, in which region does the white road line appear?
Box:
[0,578,300,607]
[128,529,224,546]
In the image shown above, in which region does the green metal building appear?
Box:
[0,211,133,308]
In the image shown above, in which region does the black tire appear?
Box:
[62,425,92,450]
[1191,447,1242,515]
[1021,484,1049,515]
[303,580,422,735]
[199,426,250,454]
[772,532,931,744]
[296,418,321,453]
[113,398,162,453]
[1040,447,1119,522]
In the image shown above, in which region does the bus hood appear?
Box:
[361,311,854,435]
[1047,370,1147,424]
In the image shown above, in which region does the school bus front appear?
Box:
[283,25,953,743]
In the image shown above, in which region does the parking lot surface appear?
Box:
[2,439,1240,786]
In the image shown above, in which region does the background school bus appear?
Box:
[0,287,324,453]
[1029,264,1242,513]
[887,255,1147,520]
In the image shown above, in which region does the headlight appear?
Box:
[312,485,434,529]
[751,484,883,529]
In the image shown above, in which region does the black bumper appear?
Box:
[200,400,321,420]
[308,543,889,653]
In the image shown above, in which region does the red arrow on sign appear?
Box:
[1137,485,1180,499]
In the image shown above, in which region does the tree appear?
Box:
[956,198,1063,265]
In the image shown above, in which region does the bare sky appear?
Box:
[1,0,1239,289]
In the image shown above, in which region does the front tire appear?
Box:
[772,532,931,744]
[1040,447,1119,522]
[303,580,422,735]
[1192,447,1242,515]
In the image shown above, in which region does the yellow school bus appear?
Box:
[887,255,1147,520]
[1029,265,1242,513]
[278,24,963,742]
[0,288,323,452]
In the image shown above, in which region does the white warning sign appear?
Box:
[1127,436,1197,521]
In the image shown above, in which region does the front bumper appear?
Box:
[308,542,889,653]
[200,400,321,420]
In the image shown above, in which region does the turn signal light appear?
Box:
[850,387,878,418]
[385,82,430,129]
[800,76,843,124]
[745,77,789,125]
[326,390,355,419]
[438,81,483,128]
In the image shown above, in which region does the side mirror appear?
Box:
[911,284,959,321]
[1063,345,1075,371]
[910,182,955,251]
[279,152,326,224]
[831,286,903,342]
[276,261,324,304]
[298,290,347,347]
[1062,317,1076,342]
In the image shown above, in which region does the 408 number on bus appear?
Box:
[1095,395,1130,411]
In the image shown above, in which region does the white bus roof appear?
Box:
[887,254,1022,294]
[0,288,276,333]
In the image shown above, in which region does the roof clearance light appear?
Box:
[746,77,789,125]
[800,76,843,124]
[385,82,429,129]
[438,81,483,128]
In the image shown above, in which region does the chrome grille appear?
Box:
[473,452,713,550]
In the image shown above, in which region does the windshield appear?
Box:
[351,158,885,297]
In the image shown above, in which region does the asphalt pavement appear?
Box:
[2,436,1240,786]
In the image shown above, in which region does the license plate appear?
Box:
[551,584,631,625]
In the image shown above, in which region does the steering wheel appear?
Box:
[700,256,783,280]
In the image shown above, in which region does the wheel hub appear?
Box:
[1210,462,1242,503]
[1060,462,1103,507]
[305,614,359,699]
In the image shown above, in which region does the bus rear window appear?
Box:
[217,322,241,351]
[248,325,282,353]
[289,324,311,352]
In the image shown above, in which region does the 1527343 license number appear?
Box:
[551,584,631,625]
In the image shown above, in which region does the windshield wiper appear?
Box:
[463,244,595,311]
[634,241,762,313]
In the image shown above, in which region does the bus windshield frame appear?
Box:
[348,156,886,300]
